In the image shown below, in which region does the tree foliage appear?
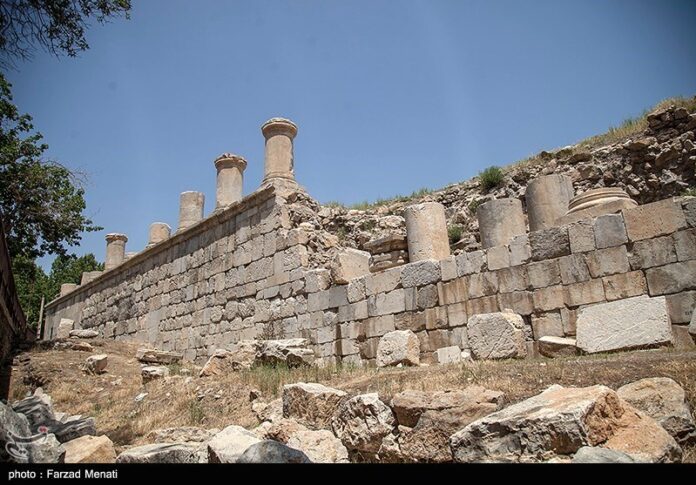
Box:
[0,0,131,68]
[0,72,102,259]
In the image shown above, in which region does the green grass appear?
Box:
[448,224,463,245]
[478,166,504,191]
[682,187,696,197]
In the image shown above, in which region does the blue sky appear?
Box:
[7,0,696,269]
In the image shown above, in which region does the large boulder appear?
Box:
[85,354,108,374]
[571,446,637,463]
[12,392,95,443]
[142,365,170,383]
[63,435,117,463]
[236,440,312,463]
[282,382,346,429]
[330,248,371,284]
[257,338,315,368]
[376,330,420,367]
[286,428,349,463]
[116,443,204,463]
[331,393,396,454]
[617,377,696,445]
[575,295,672,354]
[0,401,65,463]
[200,342,258,377]
[207,425,261,463]
[449,385,681,463]
[69,329,99,339]
[136,348,183,365]
[391,387,504,462]
[467,311,527,360]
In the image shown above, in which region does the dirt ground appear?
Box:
[8,339,696,462]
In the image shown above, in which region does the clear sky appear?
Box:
[7,0,696,269]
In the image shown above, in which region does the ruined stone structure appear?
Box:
[43,111,696,365]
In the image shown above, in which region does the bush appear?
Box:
[479,166,504,190]
[682,187,696,197]
[448,225,463,245]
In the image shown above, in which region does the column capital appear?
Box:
[214,153,248,172]
[261,117,298,140]
[105,233,128,243]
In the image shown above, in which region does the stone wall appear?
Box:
[44,187,696,365]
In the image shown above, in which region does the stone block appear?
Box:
[584,246,630,278]
[455,250,486,276]
[671,325,695,350]
[362,315,396,339]
[466,296,499,316]
[365,266,402,295]
[509,234,532,266]
[486,246,510,271]
[576,295,672,354]
[440,256,457,281]
[527,260,561,288]
[496,266,530,293]
[674,228,696,261]
[367,289,405,316]
[331,248,371,284]
[467,311,527,360]
[446,302,468,327]
[531,312,564,339]
[377,330,420,367]
[560,307,577,336]
[417,284,439,309]
[622,198,687,242]
[602,271,648,301]
[466,272,498,298]
[538,336,578,358]
[436,278,467,305]
[683,198,696,228]
[401,260,441,288]
[568,220,595,254]
[629,236,677,269]
[565,279,605,307]
[528,226,570,261]
[497,291,534,316]
[558,254,591,285]
[532,285,566,312]
[593,213,628,249]
[665,291,696,324]
[436,346,463,364]
[646,260,696,295]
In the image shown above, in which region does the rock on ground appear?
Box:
[571,446,637,463]
[135,348,183,365]
[116,443,204,463]
[147,427,219,443]
[141,365,170,383]
[86,354,108,374]
[236,440,312,463]
[575,295,672,354]
[256,338,315,368]
[449,385,681,463]
[207,425,261,463]
[617,377,696,445]
[69,329,99,339]
[538,336,578,358]
[376,330,420,367]
[63,435,117,463]
[282,382,346,429]
[0,401,65,463]
[286,428,350,463]
[331,393,396,454]
[467,311,527,360]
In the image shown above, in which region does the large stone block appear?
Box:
[282,383,347,429]
[376,330,420,367]
[674,228,696,261]
[602,271,647,301]
[558,254,591,285]
[622,198,687,242]
[629,236,677,269]
[486,246,511,271]
[496,266,530,293]
[646,260,696,295]
[401,260,441,288]
[568,220,595,254]
[528,226,571,261]
[527,259,561,288]
[584,246,630,278]
[593,213,628,249]
[330,248,371,284]
[575,295,672,354]
[537,336,578,358]
[367,289,405,316]
[455,250,486,276]
[467,311,527,360]
[331,394,395,454]
[466,272,498,298]
[497,291,534,316]
[56,319,74,339]
[565,279,605,307]
[531,312,564,339]
[665,291,696,324]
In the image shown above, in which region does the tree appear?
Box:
[0,73,102,259]
[0,0,131,68]
[44,252,103,301]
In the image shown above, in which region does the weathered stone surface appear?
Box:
[69,329,99,339]
[63,435,117,463]
[622,198,687,242]
[200,341,258,377]
[467,311,526,360]
[435,345,462,364]
[236,440,312,463]
[593,213,628,249]
[147,427,218,443]
[54,340,93,352]
[282,382,346,429]
[0,401,65,463]
[404,202,450,262]
[629,236,677,269]
[286,428,349,463]
[401,260,441,288]
[117,443,204,463]
[538,336,577,358]
[531,313,564,339]
[141,365,170,383]
[568,220,595,253]
[56,318,74,339]
[602,271,647,301]
[477,198,526,249]
[376,330,420,367]
[136,348,183,365]
[85,354,108,374]
[617,378,696,445]
[571,446,636,463]
[257,338,315,367]
[646,260,696,295]
[576,295,672,354]
[690,310,696,337]
[330,248,371,284]
[331,393,396,454]
[450,385,681,463]
[207,425,261,463]
[528,226,570,261]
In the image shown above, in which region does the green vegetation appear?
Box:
[468,199,483,215]
[478,166,504,190]
[448,224,463,245]
[682,187,696,197]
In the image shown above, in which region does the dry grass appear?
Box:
[8,341,696,460]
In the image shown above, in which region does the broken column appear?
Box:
[214,153,247,209]
[59,283,77,296]
[525,174,574,232]
[477,198,526,249]
[404,202,450,262]
[104,233,128,271]
[178,191,205,232]
[147,222,171,248]
[261,117,298,189]
[80,271,102,285]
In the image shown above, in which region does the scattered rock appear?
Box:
[617,377,696,445]
[236,440,312,463]
[63,435,117,463]
[85,354,108,374]
[331,393,396,454]
[116,443,204,463]
[376,330,420,367]
[54,340,93,352]
[571,446,637,463]
[136,348,183,365]
[69,329,99,339]
[256,338,315,368]
[0,401,65,463]
[467,311,527,360]
[538,336,578,358]
[141,365,170,383]
[286,428,349,463]
[207,425,261,463]
[282,382,346,429]
[147,427,219,443]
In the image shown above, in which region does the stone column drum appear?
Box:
[178,191,205,231]
[477,198,526,249]
[214,153,247,209]
[147,222,171,248]
[105,233,128,271]
[404,202,451,262]
[525,174,574,232]
[261,117,298,187]
[59,283,77,297]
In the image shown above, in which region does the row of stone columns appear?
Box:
[100,117,299,274]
